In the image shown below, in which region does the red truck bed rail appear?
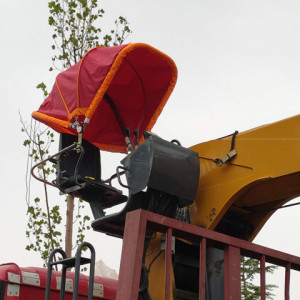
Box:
[116,209,300,300]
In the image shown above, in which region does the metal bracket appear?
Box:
[92,283,104,297]
[7,284,20,297]
[214,130,238,167]
[56,277,73,292]
[21,271,40,286]
[214,149,237,167]
[161,234,175,254]
[8,272,20,284]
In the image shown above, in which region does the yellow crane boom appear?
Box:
[190,113,300,241]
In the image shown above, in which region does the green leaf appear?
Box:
[79,0,87,7]
[48,16,55,26]
[25,0,132,267]
[23,139,31,146]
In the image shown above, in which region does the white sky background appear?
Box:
[1,0,300,297]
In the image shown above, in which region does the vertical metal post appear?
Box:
[60,266,67,300]
[73,242,95,300]
[45,264,53,300]
[45,249,67,300]
[164,228,173,300]
[285,262,291,300]
[65,194,75,258]
[116,210,148,300]
[224,245,241,300]
[199,238,206,300]
[260,255,266,300]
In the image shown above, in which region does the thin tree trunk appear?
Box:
[65,194,74,258]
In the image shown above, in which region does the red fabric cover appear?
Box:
[32,43,177,153]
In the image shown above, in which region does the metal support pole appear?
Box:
[260,255,266,300]
[224,245,241,300]
[164,228,173,300]
[73,242,95,300]
[199,238,206,300]
[285,262,291,300]
[45,249,67,300]
[116,210,148,300]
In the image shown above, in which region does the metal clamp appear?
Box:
[214,149,237,167]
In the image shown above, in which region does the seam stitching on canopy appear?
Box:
[76,47,99,109]
[56,78,71,115]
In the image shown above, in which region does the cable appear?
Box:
[230,130,239,151]
[147,250,163,274]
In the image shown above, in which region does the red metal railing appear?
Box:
[116,209,300,300]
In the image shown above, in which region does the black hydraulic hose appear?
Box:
[104,93,126,137]
[104,93,136,149]
[125,127,135,150]
[133,129,140,145]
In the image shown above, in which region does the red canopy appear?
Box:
[32,43,177,153]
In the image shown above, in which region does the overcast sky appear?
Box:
[1,0,300,297]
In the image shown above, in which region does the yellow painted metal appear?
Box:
[189,114,300,241]
[146,233,174,300]
[147,114,300,299]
